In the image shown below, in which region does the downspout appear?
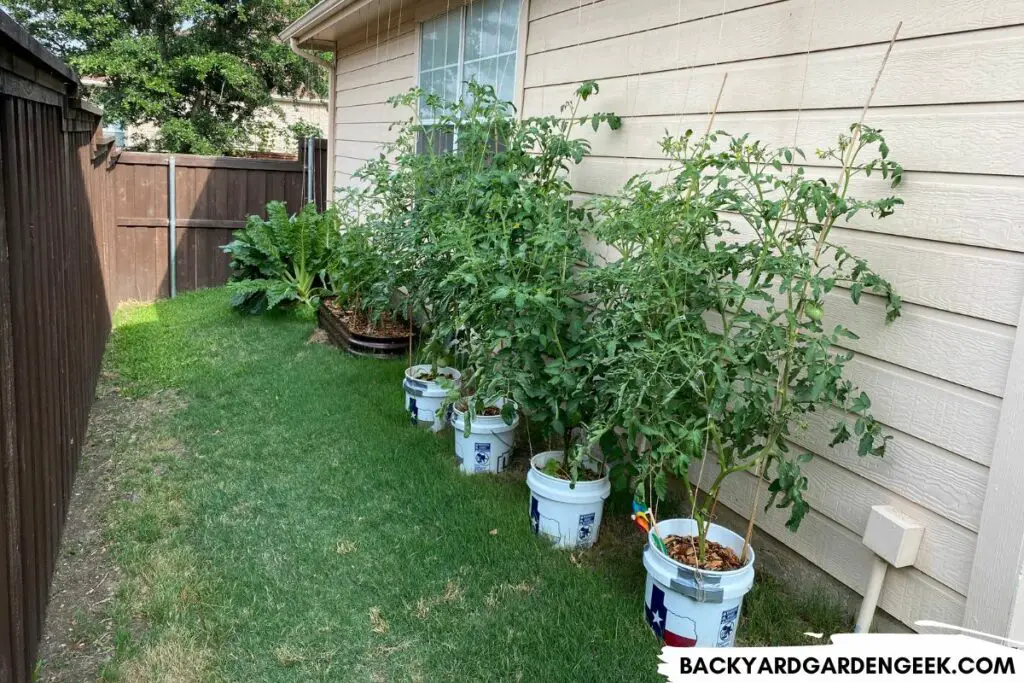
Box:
[289,37,337,207]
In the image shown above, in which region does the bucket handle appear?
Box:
[669,563,724,604]
[489,425,516,450]
[456,414,519,447]
[403,378,427,397]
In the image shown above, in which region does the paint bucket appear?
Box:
[403,365,461,432]
[525,450,610,549]
[642,518,755,648]
[450,402,519,474]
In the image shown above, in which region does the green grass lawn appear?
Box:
[85,288,849,681]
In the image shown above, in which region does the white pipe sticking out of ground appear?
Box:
[856,505,925,633]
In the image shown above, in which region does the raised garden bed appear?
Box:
[318,299,416,358]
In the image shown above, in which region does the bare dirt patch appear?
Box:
[37,375,185,681]
[307,327,330,345]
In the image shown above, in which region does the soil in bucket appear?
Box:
[663,535,744,571]
[413,368,457,382]
[452,400,502,418]
[539,458,604,482]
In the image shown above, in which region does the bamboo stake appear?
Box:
[688,72,728,540]
[407,301,413,368]
[739,21,902,565]
[703,73,729,137]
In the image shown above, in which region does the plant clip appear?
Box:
[631,512,651,534]
[651,533,668,556]
[633,499,668,554]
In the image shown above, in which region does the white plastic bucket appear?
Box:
[525,451,610,549]
[403,365,461,432]
[451,403,519,474]
[642,518,755,648]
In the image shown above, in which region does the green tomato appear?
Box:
[805,303,823,321]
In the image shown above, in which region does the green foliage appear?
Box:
[218,67,905,565]
[288,120,324,146]
[6,0,327,154]
[586,124,903,560]
[221,201,342,315]
[353,81,618,442]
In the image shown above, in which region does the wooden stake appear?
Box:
[687,74,729,535]
[738,22,902,565]
[740,457,768,564]
[703,73,729,137]
[407,301,413,368]
[855,22,902,133]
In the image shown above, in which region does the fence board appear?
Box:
[0,93,113,679]
[107,139,327,304]
[0,90,25,683]
[1,16,116,675]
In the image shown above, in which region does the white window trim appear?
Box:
[414,0,528,127]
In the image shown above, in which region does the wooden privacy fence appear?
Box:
[107,138,328,305]
[0,10,330,679]
[1,12,114,681]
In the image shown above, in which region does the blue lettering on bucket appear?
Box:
[577,513,596,542]
[474,442,491,465]
[718,606,739,646]
[409,398,418,425]
[529,496,540,535]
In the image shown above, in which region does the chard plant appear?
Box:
[587,125,904,564]
[222,201,342,316]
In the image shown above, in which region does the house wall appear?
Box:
[327,0,1024,633]
[332,7,419,192]
[265,95,332,151]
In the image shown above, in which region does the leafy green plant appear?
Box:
[453,83,618,456]
[587,124,904,563]
[222,201,342,315]
[288,120,324,147]
[377,81,619,455]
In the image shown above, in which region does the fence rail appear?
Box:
[1,10,329,678]
[107,141,327,305]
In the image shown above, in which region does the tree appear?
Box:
[4,0,327,154]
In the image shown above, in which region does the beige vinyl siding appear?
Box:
[522,0,1024,630]
[333,18,417,191]
[324,0,1024,631]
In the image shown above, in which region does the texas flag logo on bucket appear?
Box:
[646,584,698,647]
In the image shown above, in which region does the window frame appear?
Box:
[414,0,529,129]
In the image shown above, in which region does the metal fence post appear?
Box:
[306,137,314,207]
[168,154,176,298]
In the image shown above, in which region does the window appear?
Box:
[418,0,521,149]
[102,121,126,148]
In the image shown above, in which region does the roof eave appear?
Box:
[278,0,360,46]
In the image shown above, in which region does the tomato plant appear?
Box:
[586,125,904,562]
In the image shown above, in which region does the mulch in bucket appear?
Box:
[664,535,744,571]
